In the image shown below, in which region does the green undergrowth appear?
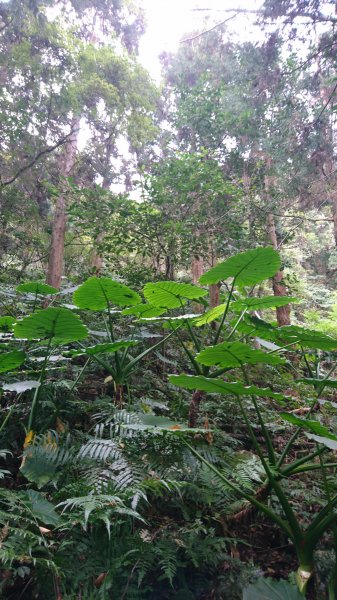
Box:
[1,248,337,598]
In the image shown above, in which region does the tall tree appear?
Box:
[160,27,328,323]
[0,0,158,285]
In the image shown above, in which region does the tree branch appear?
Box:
[1,126,80,188]
[190,8,262,14]
[311,80,337,127]
[181,13,239,43]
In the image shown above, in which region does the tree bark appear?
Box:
[188,390,204,428]
[209,283,220,308]
[267,212,291,326]
[46,116,79,288]
[91,231,105,273]
[330,191,337,246]
[191,254,204,284]
[90,147,113,273]
[165,254,174,279]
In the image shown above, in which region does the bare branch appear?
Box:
[190,8,262,14]
[1,126,80,188]
[311,80,337,127]
[181,13,239,43]
[283,40,337,75]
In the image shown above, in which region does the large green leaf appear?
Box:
[281,413,337,444]
[0,350,26,373]
[299,378,337,389]
[21,449,59,489]
[21,432,71,489]
[26,490,60,526]
[143,281,207,309]
[243,577,304,599]
[199,247,280,286]
[169,374,285,400]
[14,307,88,343]
[122,304,167,318]
[73,277,141,310]
[236,315,278,340]
[0,316,16,332]
[231,296,297,312]
[16,282,58,295]
[193,303,228,326]
[276,326,337,350]
[196,342,285,368]
[237,318,337,351]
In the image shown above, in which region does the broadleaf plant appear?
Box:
[161,246,337,596]
[199,246,281,285]
[73,276,141,310]
[13,307,88,430]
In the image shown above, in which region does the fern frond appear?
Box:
[78,437,122,462]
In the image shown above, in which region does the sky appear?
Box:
[138,0,263,80]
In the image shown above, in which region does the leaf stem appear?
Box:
[213,280,236,345]
[28,338,52,431]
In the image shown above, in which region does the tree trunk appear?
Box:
[331,192,337,246]
[191,255,204,284]
[267,212,291,326]
[91,231,105,274]
[165,254,174,279]
[188,390,204,428]
[90,152,112,273]
[208,248,220,328]
[209,283,220,308]
[47,117,79,288]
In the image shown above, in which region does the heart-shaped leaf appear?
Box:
[16,282,58,295]
[73,277,141,310]
[26,490,60,525]
[196,341,285,368]
[237,315,278,340]
[281,413,337,444]
[169,374,285,400]
[0,316,16,332]
[122,304,167,318]
[231,296,297,312]
[299,378,337,389]
[14,307,88,343]
[243,577,304,599]
[143,281,207,309]
[277,326,337,350]
[193,304,228,326]
[0,350,26,373]
[199,247,280,286]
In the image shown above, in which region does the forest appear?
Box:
[2,0,337,598]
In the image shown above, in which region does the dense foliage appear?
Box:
[2,1,337,598]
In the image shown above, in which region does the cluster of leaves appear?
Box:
[2,248,337,598]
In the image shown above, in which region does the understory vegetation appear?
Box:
[2,0,337,598]
[2,249,337,599]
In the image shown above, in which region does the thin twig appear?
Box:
[1,127,79,188]
[181,13,239,42]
